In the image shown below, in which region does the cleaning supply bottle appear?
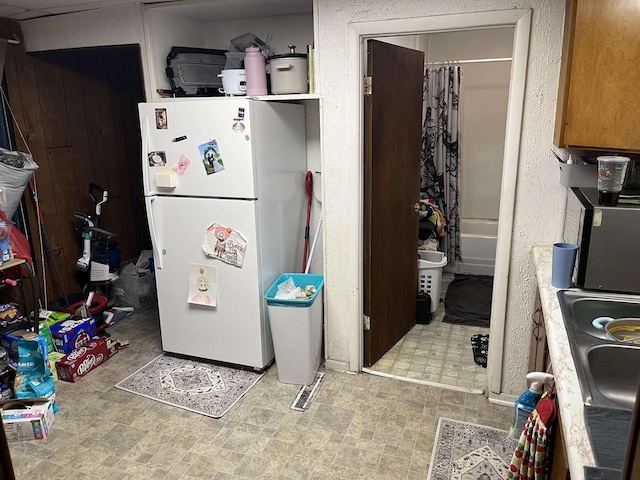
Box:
[509,372,554,440]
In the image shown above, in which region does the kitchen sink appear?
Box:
[557,290,640,409]
[565,293,640,340]
[587,344,640,409]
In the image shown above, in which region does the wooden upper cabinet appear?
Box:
[554,0,640,152]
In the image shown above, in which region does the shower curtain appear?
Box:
[420,65,462,261]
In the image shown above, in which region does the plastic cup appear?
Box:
[597,156,630,206]
[552,243,579,289]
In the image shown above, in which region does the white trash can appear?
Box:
[265,273,324,385]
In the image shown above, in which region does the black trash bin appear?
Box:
[416,292,431,324]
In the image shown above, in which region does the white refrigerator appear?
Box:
[139,98,306,370]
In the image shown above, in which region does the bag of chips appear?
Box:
[14,339,57,411]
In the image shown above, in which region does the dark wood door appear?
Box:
[364,40,425,367]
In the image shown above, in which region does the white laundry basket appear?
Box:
[417,251,448,313]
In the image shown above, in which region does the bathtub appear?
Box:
[454,219,498,276]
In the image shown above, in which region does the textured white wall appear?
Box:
[316,0,567,394]
[202,13,314,57]
[147,9,206,94]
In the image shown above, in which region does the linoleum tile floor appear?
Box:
[8,308,511,480]
[368,273,490,393]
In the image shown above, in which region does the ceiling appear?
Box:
[0,0,159,20]
[0,0,312,21]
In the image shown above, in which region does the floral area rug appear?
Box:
[428,418,517,480]
[115,354,264,418]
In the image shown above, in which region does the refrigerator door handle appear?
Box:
[141,116,151,195]
[145,196,163,269]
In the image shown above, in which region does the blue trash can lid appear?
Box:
[265,273,324,307]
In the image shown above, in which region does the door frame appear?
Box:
[347,9,532,394]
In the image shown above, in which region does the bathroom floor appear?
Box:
[8,307,512,480]
[367,273,491,393]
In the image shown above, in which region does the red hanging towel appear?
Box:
[507,393,558,480]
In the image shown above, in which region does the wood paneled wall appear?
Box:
[0,20,148,304]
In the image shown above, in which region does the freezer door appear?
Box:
[146,195,272,368]
[140,99,256,198]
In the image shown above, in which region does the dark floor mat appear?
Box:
[442,274,493,328]
[470,334,489,368]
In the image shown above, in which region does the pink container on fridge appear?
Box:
[244,47,268,95]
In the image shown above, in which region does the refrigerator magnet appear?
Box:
[203,223,247,268]
[197,140,225,175]
[148,151,167,167]
[187,264,217,307]
[155,108,168,129]
[172,153,192,176]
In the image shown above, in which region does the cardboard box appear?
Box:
[0,331,49,366]
[49,317,97,355]
[39,310,71,328]
[55,338,119,383]
[0,398,55,441]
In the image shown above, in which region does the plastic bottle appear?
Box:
[508,372,554,440]
[244,47,268,96]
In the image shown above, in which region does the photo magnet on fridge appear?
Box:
[187,264,217,307]
[203,223,247,268]
[198,139,225,175]
[148,151,167,167]
[172,153,192,176]
[155,108,168,129]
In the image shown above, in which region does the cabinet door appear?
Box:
[550,413,571,480]
[556,0,640,152]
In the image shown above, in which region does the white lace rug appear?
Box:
[428,418,517,480]
[115,354,264,418]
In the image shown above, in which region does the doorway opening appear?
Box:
[351,10,532,396]
[366,28,513,393]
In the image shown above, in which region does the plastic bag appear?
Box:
[274,278,316,300]
[115,262,157,310]
[0,148,39,219]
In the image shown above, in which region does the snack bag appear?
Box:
[14,339,58,411]
[38,322,54,354]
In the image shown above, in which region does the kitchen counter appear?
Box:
[532,244,596,479]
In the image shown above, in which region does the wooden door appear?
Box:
[364,40,425,367]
